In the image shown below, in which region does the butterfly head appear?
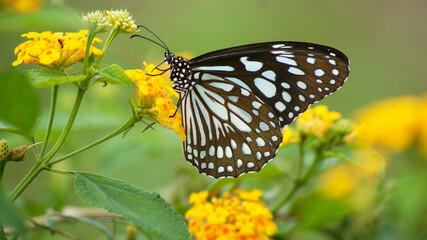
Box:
[164,52,176,65]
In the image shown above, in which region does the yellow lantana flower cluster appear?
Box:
[125,63,185,141]
[185,189,277,240]
[281,105,343,145]
[297,105,342,137]
[12,30,102,69]
[356,94,427,152]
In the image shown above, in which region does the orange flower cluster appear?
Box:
[125,63,185,141]
[185,189,277,240]
[12,30,102,69]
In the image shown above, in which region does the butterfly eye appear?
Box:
[168,41,349,178]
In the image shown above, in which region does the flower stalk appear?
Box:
[40,85,59,157]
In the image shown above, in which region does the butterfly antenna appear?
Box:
[137,25,170,52]
[130,34,169,52]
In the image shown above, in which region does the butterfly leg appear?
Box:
[170,91,188,117]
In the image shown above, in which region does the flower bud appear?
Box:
[9,145,30,162]
[106,9,138,33]
[82,10,112,33]
[335,119,354,135]
[126,225,137,240]
[0,140,9,161]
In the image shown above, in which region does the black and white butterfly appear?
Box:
[132,27,350,178]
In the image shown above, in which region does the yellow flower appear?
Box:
[317,164,356,198]
[185,189,277,240]
[125,63,185,141]
[280,126,299,146]
[356,94,427,152]
[13,30,102,69]
[296,105,341,137]
[5,0,41,13]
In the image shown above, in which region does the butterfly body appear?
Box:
[165,41,350,178]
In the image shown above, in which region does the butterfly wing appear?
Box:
[190,41,350,128]
[181,79,282,178]
[180,41,350,178]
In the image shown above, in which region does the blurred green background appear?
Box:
[0,0,426,239]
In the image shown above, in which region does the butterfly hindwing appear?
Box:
[181,79,282,178]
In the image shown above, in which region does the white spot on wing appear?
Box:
[194,66,235,71]
[252,101,262,109]
[276,56,297,66]
[237,159,243,168]
[208,162,214,169]
[282,91,291,102]
[256,137,266,147]
[272,44,285,48]
[332,69,339,76]
[254,78,276,98]
[307,57,316,64]
[288,67,305,75]
[297,81,307,89]
[262,70,276,81]
[240,56,263,72]
[242,143,251,155]
[225,146,232,158]
[315,69,325,77]
[275,102,286,112]
[259,122,270,131]
[281,82,291,89]
[217,146,224,158]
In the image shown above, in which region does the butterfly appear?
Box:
[132,27,350,178]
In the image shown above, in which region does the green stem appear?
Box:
[0,161,6,185]
[271,147,324,213]
[40,85,59,157]
[95,29,119,67]
[43,88,86,164]
[49,116,136,165]
[296,137,306,180]
[82,31,96,76]
[8,162,45,202]
[9,88,86,202]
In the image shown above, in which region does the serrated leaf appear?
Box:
[74,172,189,240]
[0,71,39,136]
[96,64,137,88]
[25,69,85,88]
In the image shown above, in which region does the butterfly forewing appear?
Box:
[182,79,282,178]
[190,41,350,128]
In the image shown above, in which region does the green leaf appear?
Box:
[74,172,189,240]
[0,71,39,136]
[0,188,25,234]
[95,64,138,89]
[25,69,85,88]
